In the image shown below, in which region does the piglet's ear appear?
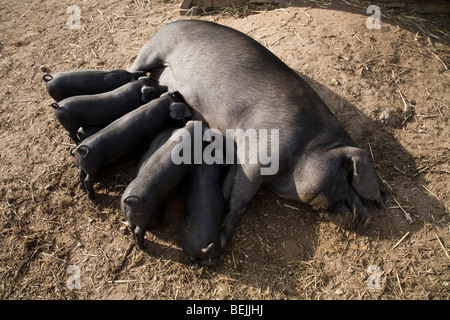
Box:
[123,196,146,207]
[169,102,192,120]
[342,147,381,201]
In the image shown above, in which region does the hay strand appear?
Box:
[435,233,450,261]
[427,48,448,70]
[392,231,410,250]
[393,198,414,224]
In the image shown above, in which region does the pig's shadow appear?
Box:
[96,74,446,298]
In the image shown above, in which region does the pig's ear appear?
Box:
[343,147,381,201]
[123,196,146,207]
[169,103,192,120]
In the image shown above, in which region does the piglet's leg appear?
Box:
[84,173,97,201]
[133,226,146,250]
[220,163,265,248]
[127,222,145,249]
[68,131,80,144]
[78,168,87,191]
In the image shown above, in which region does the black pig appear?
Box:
[129,20,383,247]
[181,161,224,266]
[121,121,205,249]
[71,92,191,200]
[43,69,146,102]
[51,77,167,143]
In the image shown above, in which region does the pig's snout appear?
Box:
[42,73,53,82]
[188,243,219,267]
[189,256,219,267]
[321,200,372,230]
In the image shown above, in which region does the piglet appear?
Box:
[51,77,167,143]
[43,69,146,102]
[71,92,192,200]
[121,121,206,250]
[181,160,225,266]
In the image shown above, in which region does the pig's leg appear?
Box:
[134,226,145,250]
[148,202,165,229]
[220,163,265,247]
[84,173,98,201]
[127,222,145,249]
[221,139,238,202]
[78,168,87,191]
[68,130,79,144]
[128,221,136,234]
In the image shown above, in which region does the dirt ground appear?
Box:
[0,0,449,300]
